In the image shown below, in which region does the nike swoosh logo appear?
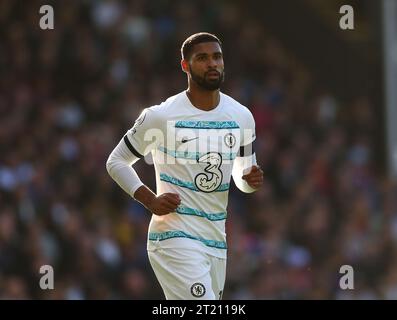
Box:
[181,137,198,143]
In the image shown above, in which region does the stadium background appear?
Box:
[1,0,396,299]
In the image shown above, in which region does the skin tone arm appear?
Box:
[134,185,181,216]
[106,140,181,217]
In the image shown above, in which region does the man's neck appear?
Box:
[186,85,220,111]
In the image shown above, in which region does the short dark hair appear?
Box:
[181,32,222,60]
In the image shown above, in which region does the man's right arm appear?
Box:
[106,108,180,215]
[106,137,144,197]
[106,138,181,215]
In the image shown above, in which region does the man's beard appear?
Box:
[190,67,225,91]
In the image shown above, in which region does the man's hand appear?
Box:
[147,193,181,216]
[134,186,181,216]
[242,165,264,190]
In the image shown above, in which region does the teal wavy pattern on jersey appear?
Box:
[160,173,229,192]
[158,146,236,160]
[175,120,239,129]
[175,205,227,221]
[149,230,227,249]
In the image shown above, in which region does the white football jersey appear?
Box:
[124,91,256,259]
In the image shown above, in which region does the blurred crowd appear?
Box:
[1,0,396,299]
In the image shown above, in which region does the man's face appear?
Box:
[184,42,225,91]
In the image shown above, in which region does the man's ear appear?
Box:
[181,59,189,73]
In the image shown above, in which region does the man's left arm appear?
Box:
[231,111,263,193]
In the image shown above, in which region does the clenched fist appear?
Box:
[242,165,264,190]
[147,193,181,216]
